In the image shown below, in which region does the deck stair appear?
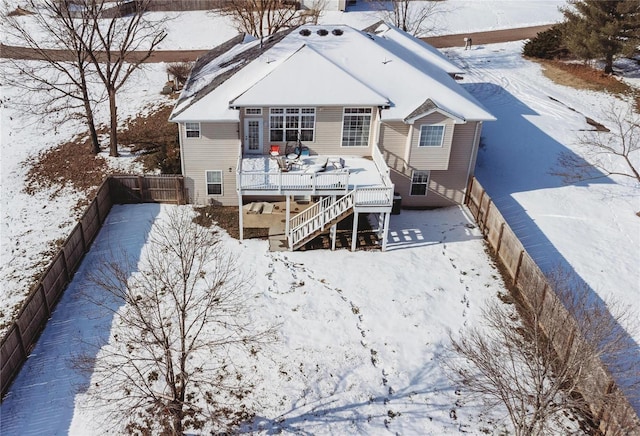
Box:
[288,190,356,250]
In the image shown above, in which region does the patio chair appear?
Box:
[276,156,290,172]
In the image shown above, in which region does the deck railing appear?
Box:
[238,170,350,193]
[354,186,393,206]
[289,190,356,249]
[371,144,393,187]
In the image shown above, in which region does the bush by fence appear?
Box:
[0,175,184,398]
[465,177,639,435]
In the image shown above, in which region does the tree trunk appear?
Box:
[108,86,119,157]
[604,53,614,74]
[81,80,100,154]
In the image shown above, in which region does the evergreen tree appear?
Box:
[562,0,640,73]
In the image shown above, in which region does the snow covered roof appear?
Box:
[170,23,495,123]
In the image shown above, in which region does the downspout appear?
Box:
[404,124,414,174]
[374,107,382,150]
[178,123,186,177]
[464,121,482,197]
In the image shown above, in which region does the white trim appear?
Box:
[205,170,223,196]
[417,124,445,147]
[405,108,465,125]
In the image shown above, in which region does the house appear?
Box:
[169,22,495,251]
[299,0,355,11]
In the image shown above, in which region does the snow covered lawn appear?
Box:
[444,41,640,344]
[1,203,510,435]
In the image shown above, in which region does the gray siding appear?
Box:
[180,122,240,206]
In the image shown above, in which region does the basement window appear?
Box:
[206,170,223,195]
[410,171,430,196]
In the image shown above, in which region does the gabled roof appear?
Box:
[170,30,294,121]
[369,22,465,76]
[404,98,465,124]
[229,44,390,108]
[170,23,495,123]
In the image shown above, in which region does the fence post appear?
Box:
[78,221,86,253]
[483,198,492,234]
[495,222,505,254]
[13,323,27,359]
[60,250,70,283]
[476,188,485,222]
[464,177,474,206]
[94,198,102,224]
[137,176,145,202]
[38,284,51,317]
[513,249,524,287]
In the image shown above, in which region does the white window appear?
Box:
[342,108,372,147]
[185,122,200,138]
[418,125,445,147]
[245,108,262,115]
[206,170,223,195]
[269,108,315,142]
[410,171,430,196]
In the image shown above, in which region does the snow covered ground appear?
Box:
[2,1,639,434]
[2,204,512,435]
[0,0,566,338]
[446,41,640,339]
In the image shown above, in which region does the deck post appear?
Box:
[330,224,337,251]
[238,194,244,241]
[351,210,359,251]
[381,212,390,251]
[285,195,290,241]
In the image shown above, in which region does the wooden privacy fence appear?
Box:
[101,0,238,17]
[109,174,186,204]
[0,175,185,398]
[465,177,640,435]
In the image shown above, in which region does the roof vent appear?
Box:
[317,29,329,36]
[331,28,343,36]
[299,29,311,36]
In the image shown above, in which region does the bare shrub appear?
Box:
[447,269,639,435]
[166,62,194,89]
[554,100,640,184]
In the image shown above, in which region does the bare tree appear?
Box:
[367,0,446,36]
[2,0,167,157]
[219,0,307,44]
[76,208,276,434]
[555,101,640,183]
[79,0,167,157]
[447,270,639,435]
[2,0,103,154]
